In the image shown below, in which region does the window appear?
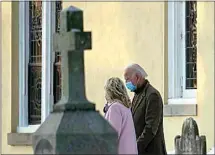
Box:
[185,2,197,90]
[28,1,42,125]
[168,1,197,102]
[53,2,62,104]
[18,1,62,133]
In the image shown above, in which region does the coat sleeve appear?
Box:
[137,93,162,150]
[105,105,122,138]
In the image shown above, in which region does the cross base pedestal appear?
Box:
[53,101,96,112]
[33,108,118,154]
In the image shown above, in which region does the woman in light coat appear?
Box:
[103,77,138,154]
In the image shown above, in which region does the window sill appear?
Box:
[17,125,40,133]
[164,98,197,117]
[7,133,32,146]
[7,125,40,146]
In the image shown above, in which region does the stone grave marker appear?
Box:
[32,6,118,154]
[175,117,206,154]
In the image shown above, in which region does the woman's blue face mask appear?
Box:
[126,81,137,92]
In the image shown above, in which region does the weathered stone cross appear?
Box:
[32,6,117,154]
[53,6,94,111]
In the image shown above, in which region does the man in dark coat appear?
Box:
[124,64,167,155]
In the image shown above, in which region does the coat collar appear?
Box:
[132,80,150,114]
[103,103,113,114]
[134,79,149,95]
[103,99,123,114]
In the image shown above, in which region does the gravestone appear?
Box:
[32,6,118,154]
[175,117,206,154]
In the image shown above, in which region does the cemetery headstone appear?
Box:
[32,6,118,154]
[174,117,206,154]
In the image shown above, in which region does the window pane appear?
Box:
[53,1,62,104]
[185,1,197,89]
[27,1,62,124]
[28,1,42,125]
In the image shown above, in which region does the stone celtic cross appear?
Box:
[32,6,117,154]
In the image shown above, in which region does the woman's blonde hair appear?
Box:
[105,77,131,108]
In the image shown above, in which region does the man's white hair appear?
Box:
[125,63,148,78]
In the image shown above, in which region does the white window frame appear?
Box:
[18,1,56,133]
[168,1,197,104]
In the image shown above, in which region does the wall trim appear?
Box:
[164,103,197,116]
[0,1,2,153]
[7,133,32,146]
[8,103,197,146]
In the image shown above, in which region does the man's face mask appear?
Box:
[126,81,137,92]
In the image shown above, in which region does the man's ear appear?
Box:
[136,73,142,85]
[136,73,140,80]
